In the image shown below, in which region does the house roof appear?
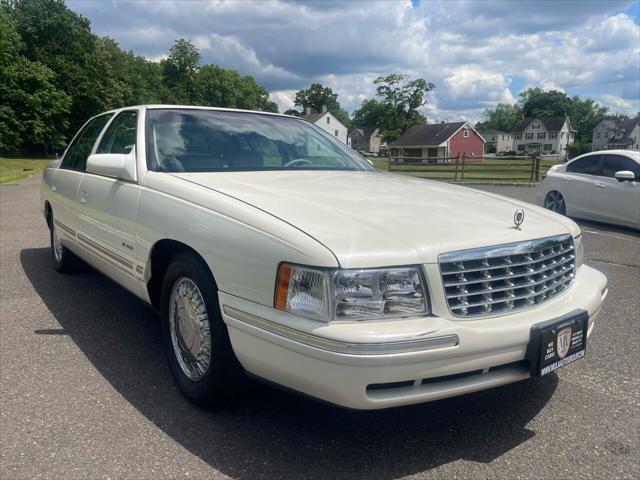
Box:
[348,127,379,137]
[479,129,510,137]
[302,112,327,123]
[511,116,568,132]
[391,122,467,147]
[618,117,640,134]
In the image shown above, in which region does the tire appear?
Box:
[48,213,85,273]
[160,251,246,407]
[543,191,566,216]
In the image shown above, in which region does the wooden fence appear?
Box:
[387,154,563,182]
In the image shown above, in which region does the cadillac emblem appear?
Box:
[513,209,525,229]
[556,327,572,359]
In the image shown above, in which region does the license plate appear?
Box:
[526,310,589,376]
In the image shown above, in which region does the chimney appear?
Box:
[321,104,327,113]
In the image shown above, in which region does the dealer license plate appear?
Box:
[526,310,589,376]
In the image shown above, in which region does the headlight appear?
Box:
[574,233,584,268]
[275,263,429,322]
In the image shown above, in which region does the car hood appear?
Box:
[170,171,577,267]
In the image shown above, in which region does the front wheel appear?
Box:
[544,191,566,215]
[160,252,246,407]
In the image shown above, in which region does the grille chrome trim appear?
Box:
[439,234,575,318]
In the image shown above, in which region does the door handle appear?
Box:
[79,191,88,204]
[594,183,605,189]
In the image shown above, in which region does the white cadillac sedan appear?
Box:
[41,106,608,410]
[537,150,640,230]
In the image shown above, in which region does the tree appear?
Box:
[292,83,351,126]
[0,5,70,153]
[162,38,202,104]
[519,88,574,118]
[8,0,123,135]
[475,103,522,132]
[370,74,435,142]
[197,64,278,112]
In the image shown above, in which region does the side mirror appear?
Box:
[86,151,136,182]
[614,170,636,182]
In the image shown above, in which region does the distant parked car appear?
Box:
[537,150,639,229]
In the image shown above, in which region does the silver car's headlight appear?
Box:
[574,233,584,268]
[275,263,429,322]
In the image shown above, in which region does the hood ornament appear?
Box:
[512,209,525,230]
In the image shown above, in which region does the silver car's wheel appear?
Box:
[51,222,63,263]
[544,191,566,215]
[169,277,212,381]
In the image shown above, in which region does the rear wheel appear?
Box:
[48,213,85,273]
[160,252,246,407]
[544,191,566,215]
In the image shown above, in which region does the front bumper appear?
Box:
[220,265,607,410]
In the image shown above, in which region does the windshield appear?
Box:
[145,109,374,172]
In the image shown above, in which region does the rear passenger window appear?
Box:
[61,114,112,171]
[97,111,138,154]
[566,155,602,175]
[602,155,640,179]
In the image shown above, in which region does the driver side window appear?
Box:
[60,114,112,171]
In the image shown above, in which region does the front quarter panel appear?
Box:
[137,171,339,306]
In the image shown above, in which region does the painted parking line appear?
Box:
[581,228,639,242]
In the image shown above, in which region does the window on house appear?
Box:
[335,130,338,136]
[538,132,545,139]
[463,130,469,138]
[515,133,522,140]
[544,144,552,151]
[326,116,330,124]
[549,132,557,139]
[526,133,533,140]
[517,144,525,151]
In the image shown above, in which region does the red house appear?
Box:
[389,122,485,162]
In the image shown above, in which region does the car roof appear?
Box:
[571,150,640,162]
[100,104,296,119]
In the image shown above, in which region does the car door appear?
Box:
[48,114,113,240]
[592,154,640,228]
[76,110,144,288]
[561,154,603,219]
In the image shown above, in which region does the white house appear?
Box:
[302,106,348,144]
[479,129,513,154]
[592,117,640,151]
[511,116,575,155]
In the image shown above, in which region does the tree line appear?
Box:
[0,0,277,154]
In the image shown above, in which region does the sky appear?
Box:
[67,0,640,123]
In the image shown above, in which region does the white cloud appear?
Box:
[68,0,640,119]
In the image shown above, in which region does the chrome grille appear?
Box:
[439,234,575,317]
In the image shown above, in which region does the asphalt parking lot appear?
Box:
[1,176,639,480]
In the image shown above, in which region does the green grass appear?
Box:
[0,157,51,185]
[372,157,560,182]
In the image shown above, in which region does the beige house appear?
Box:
[479,129,513,154]
[511,117,574,155]
[302,106,348,144]
[592,117,640,151]
[348,127,382,154]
